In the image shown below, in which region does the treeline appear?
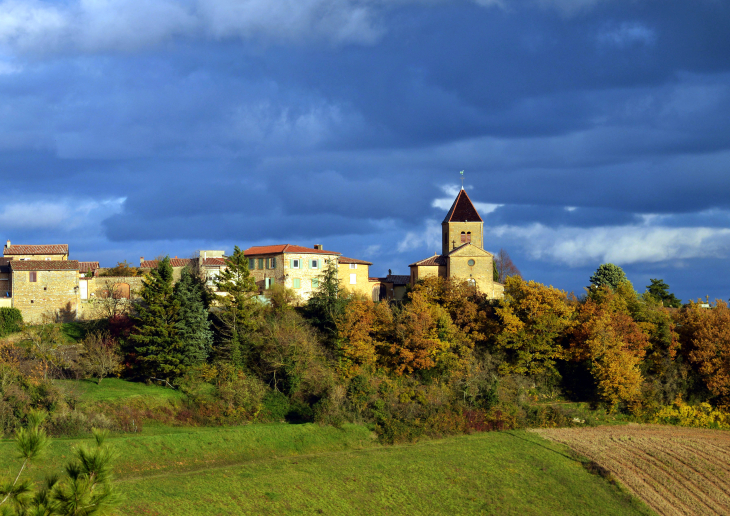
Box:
[2,249,729,441]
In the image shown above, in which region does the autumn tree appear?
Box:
[495,276,575,379]
[494,248,521,284]
[678,300,730,402]
[20,314,68,380]
[78,331,122,384]
[336,296,393,378]
[98,260,142,277]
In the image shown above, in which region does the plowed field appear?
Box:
[533,425,730,516]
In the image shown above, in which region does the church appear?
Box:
[409,188,504,299]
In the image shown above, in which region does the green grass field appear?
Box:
[0,423,652,516]
[53,378,184,406]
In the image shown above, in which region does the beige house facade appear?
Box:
[338,256,373,297]
[409,189,504,299]
[244,244,340,301]
[9,260,81,323]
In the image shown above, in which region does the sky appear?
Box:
[1,0,729,302]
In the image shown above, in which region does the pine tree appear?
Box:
[306,259,348,348]
[174,267,214,366]
[589,263,630,292]
[213,246,260,367]
[130,256,183,380]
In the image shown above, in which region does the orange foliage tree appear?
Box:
[678,300,730,401]
[335,296,392,378]
[571,283,650,409]
[495,276,575,378]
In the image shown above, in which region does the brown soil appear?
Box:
[533,424,730,516]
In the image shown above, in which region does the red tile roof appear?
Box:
[202,257,227,267]
[409,254,447,267]
[140,258,193,268]
[244,244,340,256]
[3,244,69,256]
[79,261,100,273]
[338,256,373,265]
[442,189,483,223]
[10,260,79,271]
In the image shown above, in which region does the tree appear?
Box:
[0,411,120,515]
[495,276,575,379]
[20,314,68,380]
[98,260,142,277]
[213,246,260,367]
[646,278,682,308]
[91,278,134,319]
[494,248,521,284]
[589,263,629,292]
[129,256,183,380]
[305,259,349,348]
[173,267,213,367]
[78,331,122,385]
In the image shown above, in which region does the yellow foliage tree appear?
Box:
[495,276,575,378]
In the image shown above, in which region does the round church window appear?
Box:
[468,259,475,266]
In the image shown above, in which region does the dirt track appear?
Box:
[533,424,730,516]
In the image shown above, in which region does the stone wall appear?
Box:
[12,269,80,324]
[78,276,146,319]
[448,253,496,298]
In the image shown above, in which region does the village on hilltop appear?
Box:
[0,188,503,324]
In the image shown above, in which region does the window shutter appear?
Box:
[271,258,276,269]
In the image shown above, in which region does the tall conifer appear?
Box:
[130,256,183,379]
[174,267,213,366]
[213,246,260,367]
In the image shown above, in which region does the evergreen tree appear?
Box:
[213,246,260,367]
[589,263,630,292]
[130,256,183,380]
[646,278,682,308]
[305,259,349,348]
[174,267,214,366]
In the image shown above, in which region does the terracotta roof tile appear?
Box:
[79,261,100,273]
[10,260,79,271]
[442,190,483,223]
[3,244,68,256]
[140,258,192,268]
[202,257,227,267]
[338,256,373,265]
[244,244,340,256]
[409,255,447,267]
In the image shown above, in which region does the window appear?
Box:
[311,259,319,269]
[350,273,357,285]
[269,258,276,269]
[257,258,264,269]
[349,263,357,269]
[293,278,301,289]
[312,278,319,288]
[45,258,51,261]
[466,232,472,243]
[265,277,275,289]
[460,232,466,243]
[292,259,300,269]
[468,259,475,266]
[29,271,37,282]
[248,258,255,269]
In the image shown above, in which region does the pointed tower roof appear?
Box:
[442,189,483,223]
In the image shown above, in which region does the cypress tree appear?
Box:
[213,246,260,367]
[130,256,183,380]
[174,267,214,366]
[305,259,348,347]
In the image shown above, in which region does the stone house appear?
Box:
[3,241,69,261]
[409,189,504,299]
[9,260,81,323]
[369,274,410,302]
[243,244,340,301]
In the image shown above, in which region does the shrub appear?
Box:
[651,401,730,429]
[0,307,23,336]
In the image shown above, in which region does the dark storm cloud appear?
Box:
[0,0,729,302]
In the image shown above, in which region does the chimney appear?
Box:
[175,256,178,259]
[5,240,9,249]
[314,244,323,250]
[140,257,145,265]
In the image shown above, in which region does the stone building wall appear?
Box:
[448,253,495,297]
[248,253,336,302]
[7,254,67,261]
[78,276,146,319]
[442,221,483,254]
[13,269,80,323]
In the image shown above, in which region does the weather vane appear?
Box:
[460,170,464,190]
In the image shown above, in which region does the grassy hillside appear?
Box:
[0,423,652,516]
[53,378,184,405]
